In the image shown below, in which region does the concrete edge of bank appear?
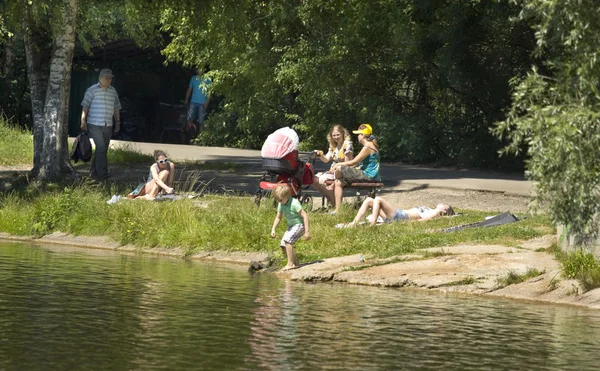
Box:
[2,231,600,310]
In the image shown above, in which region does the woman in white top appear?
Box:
[340,196,454,227]
[312,124,354,205]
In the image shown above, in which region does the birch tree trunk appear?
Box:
[24,0,78,180]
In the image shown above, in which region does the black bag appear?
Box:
[70,132,93,163]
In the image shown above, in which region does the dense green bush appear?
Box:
[155,0,535,170]
[495,0,600,234]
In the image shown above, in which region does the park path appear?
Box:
[110,140,533,197]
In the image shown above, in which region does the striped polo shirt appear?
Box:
[81,83,122,126]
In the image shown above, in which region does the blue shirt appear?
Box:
[360,146,380,180]
[189,75,211,104]
[81,83,121,126]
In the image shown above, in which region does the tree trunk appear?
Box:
[23,23,50,176]
[25,0,79,180]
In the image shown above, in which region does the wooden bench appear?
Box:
[322,180,384,208]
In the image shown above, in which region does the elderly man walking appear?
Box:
[80,68,121,180]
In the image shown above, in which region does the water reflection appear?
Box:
[1,242,599,371]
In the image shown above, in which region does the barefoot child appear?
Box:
[270,185,311,270]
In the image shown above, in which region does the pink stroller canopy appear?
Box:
[261,127,300,159]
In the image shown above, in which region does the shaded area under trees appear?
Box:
[1,0,537,177]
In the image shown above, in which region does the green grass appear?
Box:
[0,115,33,166]
[551,244,600,292]
[107,145,153,164]
[0,117,240,171]
[0,117,156,167]
[495,268,543,289]
[0,116,554,263]
[0,183,555,262]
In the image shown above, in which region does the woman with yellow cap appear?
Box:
[326,123,381,215]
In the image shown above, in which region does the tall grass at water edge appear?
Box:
[0,183,554,261]
[550,244,600,292]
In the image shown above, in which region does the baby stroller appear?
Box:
[254,127,315,206]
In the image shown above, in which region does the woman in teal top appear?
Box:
[326,123,381,215]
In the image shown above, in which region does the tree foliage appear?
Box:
[0,0,146,180]
[1,0,537,174]
[494,0,600,233]
[152,0,534,169]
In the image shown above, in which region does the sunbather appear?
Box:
[340,196,454,227]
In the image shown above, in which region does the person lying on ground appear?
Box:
[144,150,176,200]
[312,124,354,205]
[339,196,454,227]
[325,123,381,215]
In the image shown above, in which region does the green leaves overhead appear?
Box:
[154,0,533,167]
[2,0,537,168]
[495,0,600,234]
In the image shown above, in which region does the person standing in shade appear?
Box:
[184,67,211,135]
[80,68,121,180]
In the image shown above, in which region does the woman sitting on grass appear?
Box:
[144,150,176,200]
[338,196,454,228]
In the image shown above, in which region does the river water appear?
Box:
[1,242,599,371]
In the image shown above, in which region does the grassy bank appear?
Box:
[0,182,554,262]
[0,117,555,264]
[550,244,600,292]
